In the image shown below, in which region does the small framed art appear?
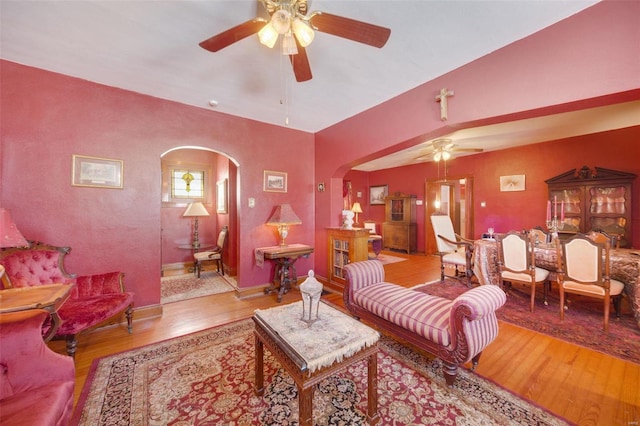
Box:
[216,179,228,214]
[263,170,287,193]
[72,155,123,189]
[369,184,388,205]
[500,174,525,192]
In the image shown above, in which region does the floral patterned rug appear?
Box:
[415,279,640,364]
[72,319,569,426]
[160,271,235,304]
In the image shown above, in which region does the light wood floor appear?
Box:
[48,252,640,425]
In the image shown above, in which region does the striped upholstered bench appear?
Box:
[343,260,506,386]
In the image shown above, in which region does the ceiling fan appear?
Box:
[198,0,391,82]
[416,139,484,162]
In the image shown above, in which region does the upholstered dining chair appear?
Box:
[586,229,620,249]
[497,231,551,312]
[558,234,624,332]
[529,227,548,245]
[193,226,228,278]
[430,214,474,287]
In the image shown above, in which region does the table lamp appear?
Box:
[351,202,363,225]
[1,208,29,248]
[183,202,210,249]
[266,204,302,246]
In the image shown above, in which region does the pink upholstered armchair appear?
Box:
[0,242,134,358]
[0,309,75,426]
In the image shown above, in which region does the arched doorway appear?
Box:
[159,147,239,299]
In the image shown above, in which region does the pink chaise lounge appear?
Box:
[343,260,506,385]
[0,309,75,425]
[0,242,134,358]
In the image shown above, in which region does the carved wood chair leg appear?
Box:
[126,305,134,333]
[471,352,482,371]
[65,335,78,359]
[442,362,457,386]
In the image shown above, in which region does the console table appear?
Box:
[255,244,314,302]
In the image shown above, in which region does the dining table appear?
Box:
[473,238,640,329]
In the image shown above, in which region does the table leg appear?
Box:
[367,352,379,424]
[299,384,313,426]
[254,334,264,396]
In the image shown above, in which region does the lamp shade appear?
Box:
[351,202,363,214]
[1,208,29,248]
[183,202,210,217]
[266,204,301,226]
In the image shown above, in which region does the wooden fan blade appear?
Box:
[309,12,390,48]
[454,148,484,153]
[199,19,266,52]
[290,42,313,82]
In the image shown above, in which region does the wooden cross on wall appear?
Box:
[435,88,454,121]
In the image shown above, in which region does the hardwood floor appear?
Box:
[49,252,640,425]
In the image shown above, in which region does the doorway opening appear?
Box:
[424,176,474,255]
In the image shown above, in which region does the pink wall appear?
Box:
[314,0,640,275]
[1,61,315,309]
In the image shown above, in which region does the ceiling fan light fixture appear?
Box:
[292,18,314,47]
[258,22,278,48]
[271,9,292,35]
[442,150,451,161]
[434,151,442,162]
[282,31,298,55]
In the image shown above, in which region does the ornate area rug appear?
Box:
[160,271,235,304]
[415,278,640,364]
[368,252,407,265]
[72,318,569,425]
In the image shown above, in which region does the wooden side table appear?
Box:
[253,301,380,426]
[256,244,314,302]
[0,283,74,341]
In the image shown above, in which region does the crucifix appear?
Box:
[435,87,454,121]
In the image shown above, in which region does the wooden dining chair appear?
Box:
[529,227,548,245]
[586,229,620,249]
[558,234,624,332]
[497,231,551,312]
[193,226,228,278]
[430,214,474,287]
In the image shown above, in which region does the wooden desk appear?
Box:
[256,244,314,302]
[473,239,640,328]
[0,283,74,341]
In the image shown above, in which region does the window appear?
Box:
[171,169,205,199]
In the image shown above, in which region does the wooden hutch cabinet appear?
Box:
[382,192,417,254]
[327,228,369,289]
[546,166,636,247]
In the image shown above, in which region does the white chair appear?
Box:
[430,214,474,287]
[193,226,228,278]
[498,231,551,312]
[558,234,624,332]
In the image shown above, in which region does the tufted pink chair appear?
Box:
[0,309,75,425]
[0,242,134,358]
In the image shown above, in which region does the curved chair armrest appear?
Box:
[451,285,506,321]
[0,310,75,394]
[436,234,474,250]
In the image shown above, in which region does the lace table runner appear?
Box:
[254,301,379,373]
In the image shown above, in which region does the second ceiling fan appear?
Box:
[199,0,391,82]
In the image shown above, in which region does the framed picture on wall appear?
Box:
[369,184,388,205]
[500,174,526,192]
[216,179,228,213]
[263,170,287,193]
[72,155,123,189]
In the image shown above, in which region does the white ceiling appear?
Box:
[4,0,633,171]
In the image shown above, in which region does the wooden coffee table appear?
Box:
[253,300,380,425]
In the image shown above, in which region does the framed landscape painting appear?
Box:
[72,155,123,189]
[369,185,388,205]
[263,170,287,193]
